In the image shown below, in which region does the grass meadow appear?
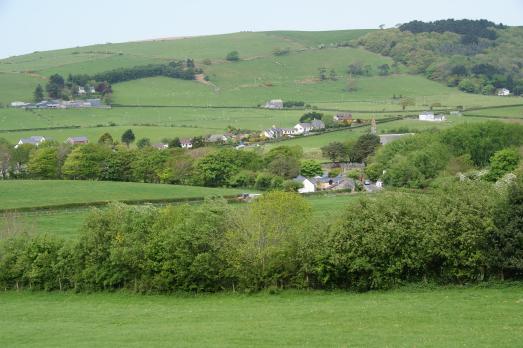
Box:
[0,180,244,210]
[0,285,522,347]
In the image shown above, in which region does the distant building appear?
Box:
[294,175,316,193]
[419,111,446,122]
[207,134,228,143]
[262,127,284,139]
[180,138,193,149]
[15,136,47,148]
[497,88,510,96]
[152,143,169,150]
[282,128,298,136]
[379,133,415,145]
[310,119,325,130]
[294,123,313,135]
[10,101,31,108]
[78,86,86,95]
[333,113,353,123]
[65,136,89,145]
[264,99,284,109]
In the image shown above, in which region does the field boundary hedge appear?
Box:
[0,194,243,214]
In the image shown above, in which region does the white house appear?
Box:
[497,88,510,96]
[293,123,313,135]
[10,101,31,108]
[419,111,446,122]
[78,86,86,95]
[264,99,284,109]
[180,138,193,149]
[376,180,383,188]
[15,136,46,148]
[294,175,316,193]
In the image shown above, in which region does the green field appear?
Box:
[1,285,522,347]
[0,180,244,210]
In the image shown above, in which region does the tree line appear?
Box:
[34,59,199,102]
[0,179,521,293]
[399,19,504,43]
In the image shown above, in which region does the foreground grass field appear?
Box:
[1,285,521,347]
[0,180,244,210]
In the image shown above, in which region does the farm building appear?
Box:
[65,136,89,145]
[180,139,193,149]
[419,111,446,122]
[497,88,510,96]
[294,123,313,134]
[294,176,316,193]
[153,143,169,150]
[264,99,284,109]
[15,136,47,148]
[333,113,353,123]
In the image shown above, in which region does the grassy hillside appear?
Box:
[0,180,243,210]
[1,285,522,347]
[1,29,522,152]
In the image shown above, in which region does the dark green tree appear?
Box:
[46,74,65,99]
[121,129,136,147]
[321,142,348,163]
[33,84,44,102]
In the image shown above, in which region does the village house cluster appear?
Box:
[262,119,325,139]
[15,135,89,148]
[10,98,108,109]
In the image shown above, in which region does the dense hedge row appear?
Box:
[1,180,522,293]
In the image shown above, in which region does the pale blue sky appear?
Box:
[1,0,522,59]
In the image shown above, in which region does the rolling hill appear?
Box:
[1,27,522,147]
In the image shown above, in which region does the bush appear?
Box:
[226,51,240,62]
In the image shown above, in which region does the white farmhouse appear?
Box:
[264,99,284,109]
[180,138,193,149]
[419,111,446,122]
[293,123,313,135]
[294,175,316,193]
[497,88,510,96]
[15,136,47,148]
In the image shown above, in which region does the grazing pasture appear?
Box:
[0,180,243,210]
[1,285,522,347]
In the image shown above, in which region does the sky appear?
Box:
[0,0,522,59]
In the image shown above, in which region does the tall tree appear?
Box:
[33,84,44,102]
[121,129,136,147]
[46,74,65,99]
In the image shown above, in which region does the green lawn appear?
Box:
[1,285,521,347]
[0,180,243,210]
